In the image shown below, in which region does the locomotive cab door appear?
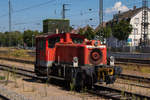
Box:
[47,37,60,62]
[36,38,46,66]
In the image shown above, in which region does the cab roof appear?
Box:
[36,33,85,39]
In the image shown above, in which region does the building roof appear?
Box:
[114,7,150,20]
[95,7,143,31]
[114,8,141,19]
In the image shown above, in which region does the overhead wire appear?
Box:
[14,0,55,13]
[0,0,56,18]
[0,0,148,31]
[13,0,145,27]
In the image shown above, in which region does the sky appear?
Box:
[0,0,144,32]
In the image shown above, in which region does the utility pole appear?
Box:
[99,0,103,25]
[8,0,12,47]
[62,4,69,19]
[99,0,105,44]
[141,0,149,47]
[140,0,149,46]
[32,35,34,49]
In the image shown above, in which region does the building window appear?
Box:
[134,28,138,35]
[134,18,139,25]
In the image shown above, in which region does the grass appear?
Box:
[0,47,35,61]
[70,78,75,92]
[11,49,28,57]
[12,66,19,88]
[140,67,150,73]
[0,76,5,80]
[5,69,10,85]
[118,64,150,74]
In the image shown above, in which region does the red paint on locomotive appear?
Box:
[36,33,107,66]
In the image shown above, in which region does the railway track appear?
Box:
[0,63,149,88]
[89,84,150,100]
[0,64,150,100]
[115,58,150,64]
[0,57,34,64]
[0,95,9,100]
[1,56,150,65]
[0,64,47,81]
[119,74,150,83]
[0,57,150,83]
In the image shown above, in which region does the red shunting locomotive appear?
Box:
[35,33,122,90]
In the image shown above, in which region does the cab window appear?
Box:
[48,37,60,48]
[71,37,83,44]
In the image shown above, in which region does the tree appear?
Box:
[78,28,85,36]
[11,31,23,46]
[96,26,112,41]
[69,26,74,32]
[0,32,5,47]
[84,26,95,40]
[23,30,39,47]
[2,31,23,47]
[3,32,10,46]
[112,20,133,41]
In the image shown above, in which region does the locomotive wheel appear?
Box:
[74,71,85,92]
[74,70,93,92]
[85,75,93,90]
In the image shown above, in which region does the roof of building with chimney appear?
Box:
[113,6,150,20]
[95,7,150,32]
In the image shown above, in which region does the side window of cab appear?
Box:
[48,37,60,48]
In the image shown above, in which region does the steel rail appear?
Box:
[0,56,150,65]
[0,64,47,81]
[0,64,150,100]
[1,63,150,87]
[115,58,150,64]
[119,74,150,83]
[88,84,150,100]
[0,57,150,84]
[0,57,34,64]
[0,94,9,100]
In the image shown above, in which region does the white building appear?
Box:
[108,7,150,47]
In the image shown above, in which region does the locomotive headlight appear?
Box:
[94,41,98,47]
[73,57,78,67]
[73,57,78,63]
[110,56,115,66]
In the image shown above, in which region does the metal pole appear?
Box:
[8,0,12,47]
[99,0,103,25]
[141,0,149,46]
[62,4,70,19]
[62,4,65,19]
[32,35,34,48]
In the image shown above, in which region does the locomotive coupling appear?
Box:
[95,65,122,84]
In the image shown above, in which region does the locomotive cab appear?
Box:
[35,33,122,90]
